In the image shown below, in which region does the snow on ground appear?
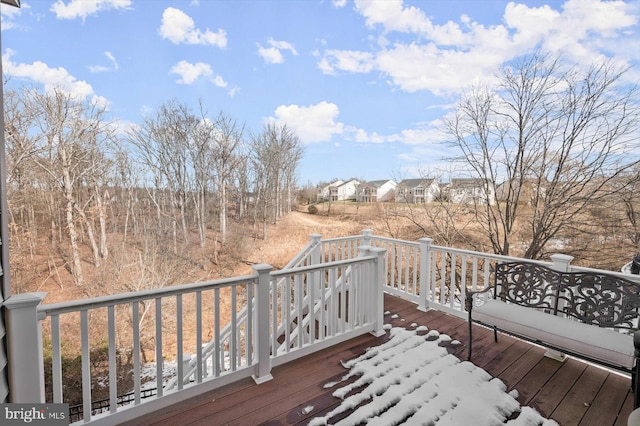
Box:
[309,326,558,426]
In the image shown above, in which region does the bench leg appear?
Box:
[493,326,498,342]
[635,364,640,409]
[467,314,473,361]
[634,332,640,409]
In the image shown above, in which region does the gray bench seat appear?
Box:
[474,299,635,368]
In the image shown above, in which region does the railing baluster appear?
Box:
[472,257,478,292]
[450,252,456,308]
[81,310,91,422]
[284,275,291,351]
[329,267,336,337]
[390,242,396,290]
[132,302,141,404]
[214,288,221,377]
[484,258,491,288]
[319,268,326,340]
[176,294,183,389]
[412,246,418,297]
[271,277,278,354]
[309,270,316,345]
[196,291,202,383]
[461,255,468,305]
[246,283,253,367]
[108,305,117,413]
[296,274,304,347]
[155,297,163,396]
[230,286,237,371]
[51,314,63,404]
[440,251,447,305]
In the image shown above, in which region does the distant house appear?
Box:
[448,178,495,205]
[335,179,360,201]
[357,180,397,203]
[396,178,440,204]
[316,180,344,202]
[316,179,360,202]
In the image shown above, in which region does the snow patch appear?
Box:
[309,327,557,426]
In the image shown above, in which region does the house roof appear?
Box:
[450,178,491,188]
[362,179,396,188]
[398,178,435,187]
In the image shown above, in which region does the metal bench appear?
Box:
[466,261,640,408]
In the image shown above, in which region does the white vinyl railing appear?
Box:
[6,229,630,425]
[4,244,385,425]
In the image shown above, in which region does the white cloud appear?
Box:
[353,128,387,144]
[50,0,131,21]
[332,0,347,8]
[257,46,284,64]
[270,101,344,144]
[505,0,638,64]
[159,7,227,48]
[257,39,298,64]
[319,0,640,96]
[318,50,375,75]
[169,60,232,92]
[355,0,431,34]
[89,51,119,73]
[2,48,96,99]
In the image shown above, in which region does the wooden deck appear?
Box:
[128,294,636,426]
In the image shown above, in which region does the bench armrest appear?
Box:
[465,285,494,312]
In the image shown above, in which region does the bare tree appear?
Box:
[209,111,244,244]
[447,53,640,259]
[127,100,198,253]
[17,88,115,284]
[249,123,303,239]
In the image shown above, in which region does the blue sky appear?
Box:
[1,0,639,184]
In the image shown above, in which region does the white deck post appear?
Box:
[252,264,273,384]
[418,238,434,312]
[3,292,47,403]
[310,233,322,265]
[362,229,373,246]
[550,254,574,272]
[370,247,387,337]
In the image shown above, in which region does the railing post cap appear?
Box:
[362,229,373,236]
[3,292,47,309]
[310,234,322,241]
[252,263,273,273]
[550,254,574,263]
[419,237,434,244]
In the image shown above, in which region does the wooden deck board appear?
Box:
[551,365,610,426]
[127,294,633,426]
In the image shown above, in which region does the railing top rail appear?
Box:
[38,273,258,317]
[319,235,363,244]
[428,243,551,266]
[270,255,377,278]
[370,236,420,247]
[283,239,318,269]
[567,264,640,282]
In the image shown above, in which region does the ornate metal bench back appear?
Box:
[558,272,640,330]
[495,262,561,313]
